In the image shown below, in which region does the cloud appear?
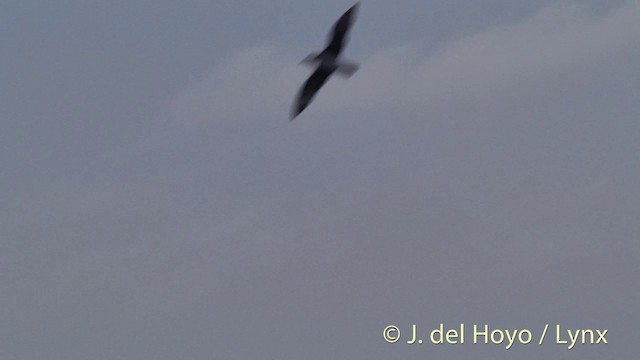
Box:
[168,46,304,128]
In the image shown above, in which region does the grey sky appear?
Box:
[2,1,639,359]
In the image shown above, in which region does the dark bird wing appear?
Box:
[323,2,359,57]
[291,67,332,120]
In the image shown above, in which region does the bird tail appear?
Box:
[335,60,359,78]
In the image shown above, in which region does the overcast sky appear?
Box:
[2,1,639,359]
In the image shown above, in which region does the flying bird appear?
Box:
[291,2,360,120]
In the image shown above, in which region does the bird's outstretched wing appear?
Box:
[291,67,332,120]
[323,2,359,57]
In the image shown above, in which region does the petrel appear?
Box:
[291,2,360,120]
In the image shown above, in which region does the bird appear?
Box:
[291,2,360,120]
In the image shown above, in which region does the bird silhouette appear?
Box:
[291,2,360,120]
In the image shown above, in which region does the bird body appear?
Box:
[291,3,360,120]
